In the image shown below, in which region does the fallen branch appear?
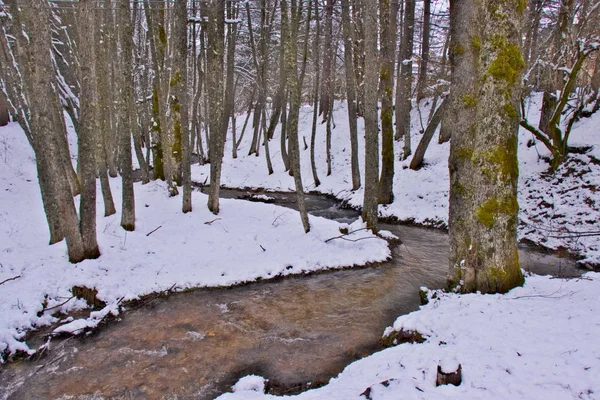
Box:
[204,218,222,225]
[42,296,75,313]
[0,275,21,286]
[325,227,370,243]
[146,225,162,236]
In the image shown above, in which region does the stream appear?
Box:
[0,189,585,400]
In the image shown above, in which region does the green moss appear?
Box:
[170,71,181,88]
[476,196,519,228]
[516,0,527,14]
[456,147,474,161]
[451,181,468,197]
[480,137,519,182]
[453,43,465,56]
[172,118,182,163]
[158,26,167,47]
[488,37,525,85]
[152,86,159,116]
[461,94,477,108]
[471,36,481,53]
[503,103,518,120]
[152,142,165,181]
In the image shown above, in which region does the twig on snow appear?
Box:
[146,225,163,236]
[0,275,21,286]
[325,228,371,243]
[204,218,222,225]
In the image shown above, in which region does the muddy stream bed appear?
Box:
[0,189,585,399]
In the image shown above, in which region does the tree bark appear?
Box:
[416,0,431,102]
[395,0,415,163]
[447,0,525,294]
[340,0,361,191]
[284,0,310,233]
[77,0,101,259]
[379,0,395,205]
[207,0,226,214]
[118,0,136,230]
[361,0,379,231]
[310,0,321,187]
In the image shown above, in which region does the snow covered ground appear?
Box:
[191,93,600,265]
[0,122,390,361]
[218,272,600,400]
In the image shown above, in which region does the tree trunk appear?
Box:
[173,0,191,213]
[207,0,226,214]
[284,0,310,233]
[410,99,447,170]
[416,0,431,102]
[95,5,117,218]
[447,0,525,294]
[361,0,379,231]
[310,0,321,187]
[77,0,101,259]
[340,0,361,190]
[319,0,334,121]
[379,0,395,205]
[395,0,415,163]
[118,0,136,230]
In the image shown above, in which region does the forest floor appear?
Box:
[1,94,599,399]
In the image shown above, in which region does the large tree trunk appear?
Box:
[207,0,226,214]
[395,0,415,162]
[77,0,101,259]
[447,0,525,294]
[378,0,395,205]
[361,0,379,231]
[340,0,361,191]
[172,0,191,213]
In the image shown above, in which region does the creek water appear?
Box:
[0,190,584,400]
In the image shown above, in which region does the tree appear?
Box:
[340,0,361,190]
[395,0,415,161]
[416,0,431,102]
[77,0,102,259]
[118,0,136,230]
[173,0,191,213]
[379,0,395,205]
[361,0,379,231]
[446,0,525,293]
[207,0,227,214]
[283,0,310,233]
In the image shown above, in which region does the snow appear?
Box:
[0,122,390,361]
[218,272,600,400]
[191,93,600,264]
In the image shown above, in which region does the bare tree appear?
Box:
[361,0,380,231]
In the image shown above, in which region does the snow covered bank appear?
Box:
[191,95,600,265]
[218,271,600,400]
[0,122,390,361]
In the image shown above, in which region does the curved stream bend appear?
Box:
[0,191,584,400]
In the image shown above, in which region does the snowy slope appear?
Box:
[191,94,600,265]
[0,122,390,361]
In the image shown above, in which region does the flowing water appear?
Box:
[0,190,584,400]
